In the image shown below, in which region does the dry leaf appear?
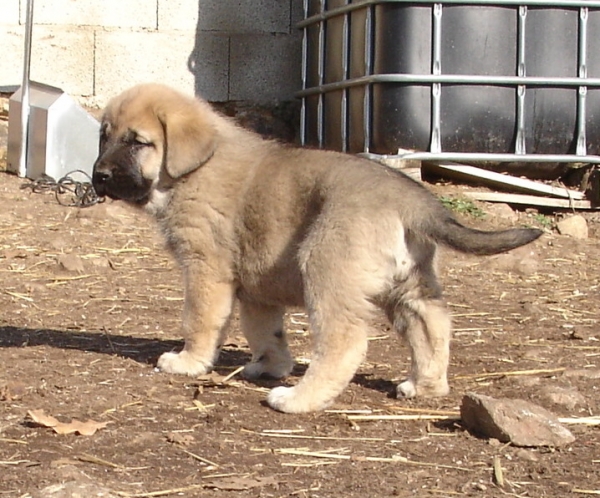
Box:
[27,409,109,436]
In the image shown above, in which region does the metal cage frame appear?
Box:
[298,0,600,165]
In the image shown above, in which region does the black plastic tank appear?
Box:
[300,1,600,159]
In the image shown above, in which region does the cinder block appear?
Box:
[230,33,302,102]
[95,31,229,102]
[20,0,157,29]
[0,28,25,88]
[0,26,94,96]
[158,0,199,31]
[0,1,20,25]
[195,0,292,34]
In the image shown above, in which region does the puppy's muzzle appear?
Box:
[92,167,111,198]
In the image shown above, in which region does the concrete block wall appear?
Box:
[0,0,303,107]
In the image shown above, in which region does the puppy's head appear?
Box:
[92,83,216,204]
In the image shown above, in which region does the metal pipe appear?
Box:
[515,5,527,155]
[363,151,600,164]
[576,6,589,156]
[297,72,600,98]
[298,0,600,28]
[19,0,35,178]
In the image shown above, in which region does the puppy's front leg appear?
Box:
[158,264,235,377]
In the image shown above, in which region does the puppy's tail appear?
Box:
[426,216,543,256]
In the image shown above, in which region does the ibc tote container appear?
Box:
[298,0,600,170]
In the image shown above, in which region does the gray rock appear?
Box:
[460,393,575,447]
[556,215,588,239]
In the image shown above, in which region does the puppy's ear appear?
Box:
[158,103,216,179]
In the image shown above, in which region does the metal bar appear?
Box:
[317,1,325,147]
[430,4,442,153]
[341,2,349,152]
[297,73,600,97]
[300,0,309,146]
[298,0,600,28]
[363,4,373,152]
[515,5,527,155]
[363,151,600,164]
[576,6,589,156]
[19,0,35,178]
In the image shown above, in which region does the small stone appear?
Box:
[514,448,539,462]
[89,256,112,269]
[461,393,575,447]
[482,244,540,275]
[563,368,600,379]
[514,376,541,388]
[539,386,586,410]
[485,203,520,223]
[556,215,588,239]
[33,481,118,498]
[57,254,85,273]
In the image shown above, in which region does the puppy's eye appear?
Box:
[130,135,153,147]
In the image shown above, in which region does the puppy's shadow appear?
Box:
[0,325,249,367]
[1,326,403,398]
[352,373,398,398]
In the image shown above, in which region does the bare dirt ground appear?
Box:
[0,167,599,498]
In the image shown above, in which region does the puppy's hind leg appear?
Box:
[267,217,385,413]
[240,301,293,380]
[267,306,370,413]
[390,298,451,399]
[267,251,375,413]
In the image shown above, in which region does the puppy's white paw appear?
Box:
[242,356,293,381]
[157,351,211,377]
[267,386,329,414]
[397,379,417,398]
[267,386,302,413]
[396,378,450,398]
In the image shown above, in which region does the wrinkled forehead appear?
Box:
[101,90,163,137]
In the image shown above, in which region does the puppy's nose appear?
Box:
[92,168,112,196]
[93,170,111,185]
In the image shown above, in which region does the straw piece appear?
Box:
[115,485,206,497]
[256,432,386,442]
[346,414,457,422]
[5,290,34,302]
[221,365,245,383]
[275,448,472,472]
[493,456,504,487]
[558,417,600,426]
[453,367,565,381]
[76,453,149,471]
[179,448,219,468]
[386,407,460,416]
[0,438,28,445]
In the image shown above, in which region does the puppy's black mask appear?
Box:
[92,126,154,205]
